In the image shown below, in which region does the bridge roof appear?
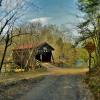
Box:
[13,42,54,51]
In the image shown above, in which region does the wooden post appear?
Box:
[88,53,92,72]
[40,54,42,62]
[51,53,54,63]
[84,42,96,72]
[21,51,23,71]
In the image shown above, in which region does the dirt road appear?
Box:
[18,74,94,100]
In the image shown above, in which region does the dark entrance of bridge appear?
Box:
[35,42,54,62]
[36,51,52,62]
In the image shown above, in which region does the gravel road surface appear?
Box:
[18,75,94,100]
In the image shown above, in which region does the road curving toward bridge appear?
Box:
[17,70,94,100]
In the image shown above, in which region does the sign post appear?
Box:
[84,42,96,72]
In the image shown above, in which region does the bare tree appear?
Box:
[0,0,25,72]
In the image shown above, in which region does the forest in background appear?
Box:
[0,23,89,72]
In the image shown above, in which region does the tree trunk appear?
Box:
[0,41,8,72]
[97,35,100,66]
[96,18,100,66]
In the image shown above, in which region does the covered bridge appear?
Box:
[12,42,54,69]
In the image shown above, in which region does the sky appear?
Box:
[0,0,83,37]
[23,0,82,37]
[25,0,80,25]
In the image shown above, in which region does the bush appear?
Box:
[85,67,100,100]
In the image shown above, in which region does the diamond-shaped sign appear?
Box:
[84,42,96,53]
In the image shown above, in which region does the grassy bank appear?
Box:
[0,66,47,83]
[85,67,100,100]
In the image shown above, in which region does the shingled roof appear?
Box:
[13,42,54,51]
[13,44,33,50]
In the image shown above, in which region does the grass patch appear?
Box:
[34,66,47,72]
[0,68,47,83]
[85,67,100,100]
[52,62,71,68]
[53,62,87,68]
